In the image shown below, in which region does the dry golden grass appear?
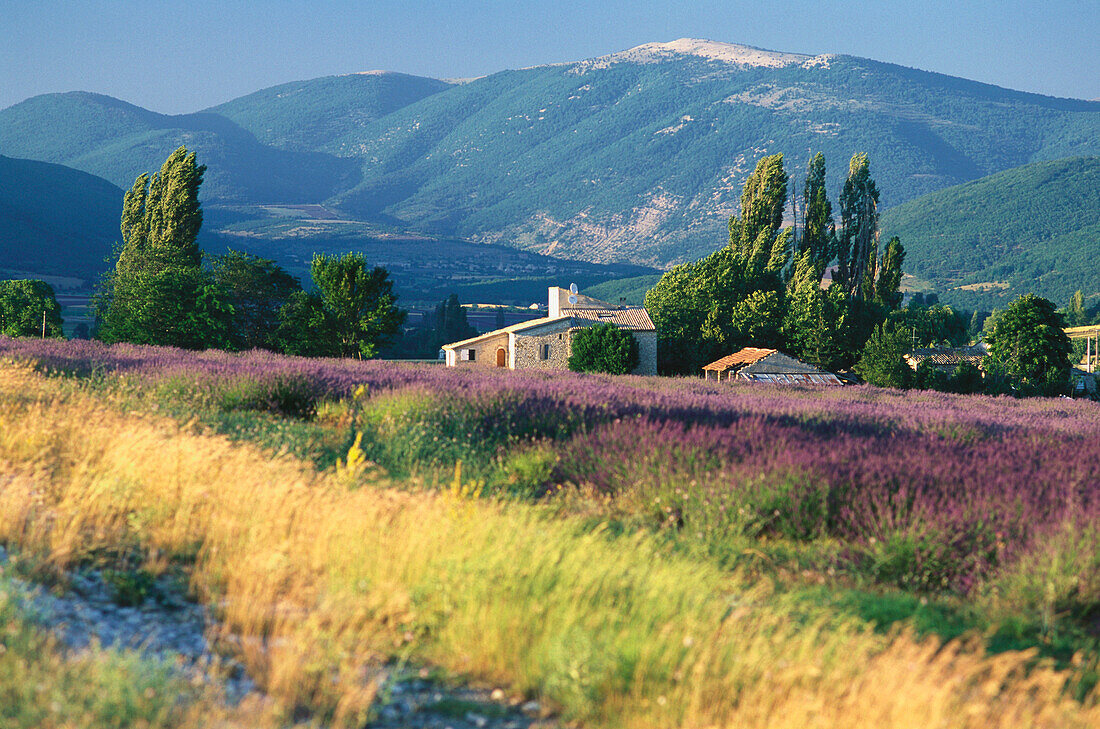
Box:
[0,363,1097,728]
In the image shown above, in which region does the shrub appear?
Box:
[568,323,639,375]
[855,325,912,389]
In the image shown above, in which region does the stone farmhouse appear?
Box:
[442,287,657,375]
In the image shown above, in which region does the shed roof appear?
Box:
[905,345,987,367]
[702,348,777,371]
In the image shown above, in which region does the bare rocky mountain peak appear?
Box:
[576,38,832,71]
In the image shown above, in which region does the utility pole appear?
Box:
[41,310,46,339]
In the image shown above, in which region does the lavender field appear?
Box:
[2,337,1100,726]
[6,337,1099,594]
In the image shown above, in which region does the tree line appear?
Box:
[645,151,906,374]
[645,151,1083,396]
[89,146,405,357]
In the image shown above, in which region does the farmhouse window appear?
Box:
[539,343,551,360]
[460,348,476,362]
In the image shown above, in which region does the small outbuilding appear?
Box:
[702,348,843,385]
[903,344,987,374]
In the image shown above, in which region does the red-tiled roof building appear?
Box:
[443,287,657,375]
[702,348,843,385]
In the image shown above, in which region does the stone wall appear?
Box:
[513,320,574,370]
[445,331,509,369]
[631,330,658,376]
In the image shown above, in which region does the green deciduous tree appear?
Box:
[886,301,969,348]
[984,294,1072,396]
[1062,290,1088,327]
[96,146,227,348]
[273,291,338,357]
[783,251,855,371]
[307,252,406,358]
[0,279,63,338]
[854,324,913,389]
[568,322,639,375]
[211,250,301,351]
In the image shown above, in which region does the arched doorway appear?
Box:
[496,347,507,368]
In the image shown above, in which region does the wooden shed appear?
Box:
[703,348,843,385]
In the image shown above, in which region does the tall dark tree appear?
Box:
[96,147,225,348]
[388,294,479,359]
[836,153,880,300]
[211,250,301,350]
[728,153,792,278]
[800,152,834,268]
[874,236,906,310]
[0,279,64,338]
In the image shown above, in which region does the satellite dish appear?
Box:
[568,294,578,305]
[569,283,578,294]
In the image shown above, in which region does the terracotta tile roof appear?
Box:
[442,316,569,349]
[702,348,777,371]
[739,372,844,385]
[563,307,655,331]
[905,345,987,367]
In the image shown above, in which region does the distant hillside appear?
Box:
[881,156,1100,311]
[0,92,359,204]
[329,40,1100,265]
[207,72,452,152]
[0,155,122,285]
[3,40,1099,269]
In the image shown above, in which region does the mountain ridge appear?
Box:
[3,39,1098,273]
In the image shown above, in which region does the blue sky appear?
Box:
[3,0,1098,113]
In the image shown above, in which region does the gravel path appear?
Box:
[0,547,558,728]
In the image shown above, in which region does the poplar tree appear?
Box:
[728,153,791,277]
[800,152,834,268]
[836,153,879,300]
[874,236,906,310]
[97,147,227,347]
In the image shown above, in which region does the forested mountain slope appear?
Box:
[3,40,1098,269]
[881,156,1100,311]
[329,40,1100,264]
[206,71,453,152]
[0,92,359,204]
[0,155,122,284]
